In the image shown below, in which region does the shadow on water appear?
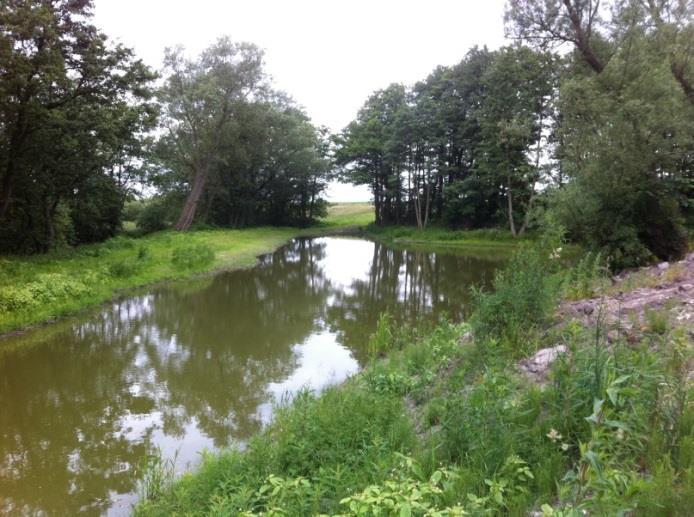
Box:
[0,236,504,515]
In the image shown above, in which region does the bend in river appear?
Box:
[0,236,504,515]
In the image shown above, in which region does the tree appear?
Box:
[334,84,408,225]
[477,46,556,236]
[553,28,692,266]
[505,0,694,101]
[0,0,156,253]
[157,38,267,231]
[504,0,610,73]
[507,0,693,265]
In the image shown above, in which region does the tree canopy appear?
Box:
[336,0,693,267]
[1,0,691,268]
[0,0,156,253]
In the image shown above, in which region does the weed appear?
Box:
[563,251,608,300]
[135,449,177,503]
[368,312,394,359]
[471,240,560,352]
[171,244,215,269]
[108,259,140,278]
[645,307,669,335]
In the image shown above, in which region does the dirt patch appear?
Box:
[559,252,694,340]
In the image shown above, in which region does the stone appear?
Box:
[658,262,670,270]
[519,344,568,384]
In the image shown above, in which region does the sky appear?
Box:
[93,0,509,201]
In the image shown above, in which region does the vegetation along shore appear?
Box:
[0,203,375,336]
[136,233,694,515]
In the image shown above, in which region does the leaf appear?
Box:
[400,502,412,517]
[606,387,619,406]
[430,470,443,485]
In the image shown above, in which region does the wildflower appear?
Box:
[561,443,570,451]
[616,428,625,441]
[546,428,562,442]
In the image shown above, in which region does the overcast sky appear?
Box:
[93,0,508,201]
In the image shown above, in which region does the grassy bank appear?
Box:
[136,238,694,516]
[364,225,532,249]
[320,202,375,228]
[0,203,375,336]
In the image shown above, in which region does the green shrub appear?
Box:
[562,251,608,300]
[471,241,559,350]
[137,199,171,234]
[108,259,141,278]
[0,273,91,313]
[170,244,215,269]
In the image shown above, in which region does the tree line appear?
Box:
[1,0,692,268]
[0,0,329,254]
[335,0,693,267]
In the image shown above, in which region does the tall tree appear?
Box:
[334,84,408,225]
[504,0,610,72]
[477,46,556,236]
[0,0,156,253]
[157,38,267,231]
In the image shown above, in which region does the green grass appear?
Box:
[319,202,375,228]
[136,235,694,516]
[364,225,532,249]
[136,318,694,515]
[0,204,375,335]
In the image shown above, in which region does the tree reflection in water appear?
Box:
[0,237,501,515]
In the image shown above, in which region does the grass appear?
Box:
[365,225,534,249]
[318,202,375,228]
[0,203,374,335]
[136,235,694,515]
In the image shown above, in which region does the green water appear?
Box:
[0,237,504,515]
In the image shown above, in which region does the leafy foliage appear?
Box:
[0,0,157,253]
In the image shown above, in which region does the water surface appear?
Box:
[0,237,503,515]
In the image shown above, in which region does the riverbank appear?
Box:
[136,240,694,516]
[0,205,531,338]
[364,225,528,249]
[0,203,377,336]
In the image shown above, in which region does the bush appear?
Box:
[562,251,608,300]
[108,259,141,278]
[471,240,560,349]
[0,273,92,313]
[122,199,147,223]
[170,244,215,269]
[137,198,171,234]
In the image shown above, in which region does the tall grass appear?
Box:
[470,231,563,353]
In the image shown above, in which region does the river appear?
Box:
[0,236,503,515]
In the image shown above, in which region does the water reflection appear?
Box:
[0,237,502,515]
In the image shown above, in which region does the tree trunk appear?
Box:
[507,175,517,237]
[562,0,604,74]
[0,170,13,218]
[175,165,208,231]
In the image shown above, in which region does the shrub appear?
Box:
[108,259,141,278]
[562,251,608,300]
[137,198,171,234]
[170,244,215,269]
[471,240,560,350]
[0,274,91,313]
